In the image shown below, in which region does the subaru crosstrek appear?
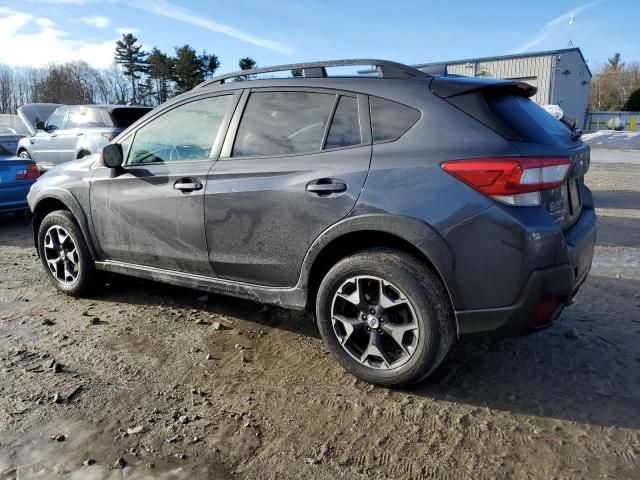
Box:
[27,60,596,387]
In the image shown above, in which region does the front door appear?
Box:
[206,89,372,287]
[90,93,238,275]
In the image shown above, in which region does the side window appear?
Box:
[127,95,232,165]
[370,97,420,143]
[45,109,67,131]
[65,108,87,128]
[232,91,335,158]
[325,96,361,149]
[84,108,107,128]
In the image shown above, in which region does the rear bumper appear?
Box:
[455,206,596,337]
[0,183,33,213]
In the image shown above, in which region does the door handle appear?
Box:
[306,179,347,195]
[174,180,203,192]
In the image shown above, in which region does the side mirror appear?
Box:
[35,121,45,131]
[102,143,124,168]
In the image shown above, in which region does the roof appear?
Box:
[61,104,152,112]
[196,59,429,89]
[413,47,592,77]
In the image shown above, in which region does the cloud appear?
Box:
[125,0,294,54]
[514,0,606,53]
[79,15,111,29]
[0,8,115,68]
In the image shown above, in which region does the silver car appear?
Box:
[17,104,152,171]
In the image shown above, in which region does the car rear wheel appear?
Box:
[316,249,454,387]
[18,150,31,159]
[38,210,97,296]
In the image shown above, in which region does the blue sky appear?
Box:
[0,0,638,73]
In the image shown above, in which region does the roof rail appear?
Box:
[195,59,429,88]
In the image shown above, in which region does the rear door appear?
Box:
[205,88,372,287]
[55,107,86,163]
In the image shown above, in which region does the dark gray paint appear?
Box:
[27,71,597,338]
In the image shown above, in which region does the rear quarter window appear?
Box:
[370,97,420,143]
[325,96,361,149]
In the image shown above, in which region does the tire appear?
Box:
[316,248,454,387]
[18,149,31,159]
[37,210,97,297]
[77,150,91,159]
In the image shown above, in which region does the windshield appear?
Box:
[0,114,29,136]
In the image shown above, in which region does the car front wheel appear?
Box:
[38,210,97,296]
[316,249,454,387]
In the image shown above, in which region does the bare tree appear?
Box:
[589,55,640,111]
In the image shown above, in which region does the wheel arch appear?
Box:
[300,214,459,313]
[77,149,92,159]
[17,146,30,156]
[31,191,97,260]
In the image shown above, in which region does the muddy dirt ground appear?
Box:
[1,161,639,480]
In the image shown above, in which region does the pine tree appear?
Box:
[237,57,257,81]
[606,53,623,71]
[148,47,174,104]
[173,45,204,94]
[199,51,221,80]
[137,78,154,106]
[114,33,147,103]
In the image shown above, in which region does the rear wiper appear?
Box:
[560,116,582,140]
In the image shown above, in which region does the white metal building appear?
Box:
[415,48,592,128]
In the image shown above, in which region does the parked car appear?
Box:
[27,60,596,387]
[17,104,152,171]
[0,155,39,215]
[0,114,30,157]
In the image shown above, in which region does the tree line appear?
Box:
[589,53,640,112]
[0,32,257,114]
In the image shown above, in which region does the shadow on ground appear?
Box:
[91,269,640,432]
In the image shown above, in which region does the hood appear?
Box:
[18,103,62,135]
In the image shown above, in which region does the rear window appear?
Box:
[370,97,420,143]
[233,91,335,157]
[66,108,107,128]
[109,108,152,129]
[485,94,575,148]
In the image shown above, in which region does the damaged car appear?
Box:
[27,59,596,387]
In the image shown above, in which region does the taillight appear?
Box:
[16,162,40,181]
[441,156,571,206]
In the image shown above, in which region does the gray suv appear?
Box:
[17,104,151,171]
[27,60,596,387]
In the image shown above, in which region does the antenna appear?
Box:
[567,14,575,47]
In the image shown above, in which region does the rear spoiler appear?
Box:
[430,76,537,99]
